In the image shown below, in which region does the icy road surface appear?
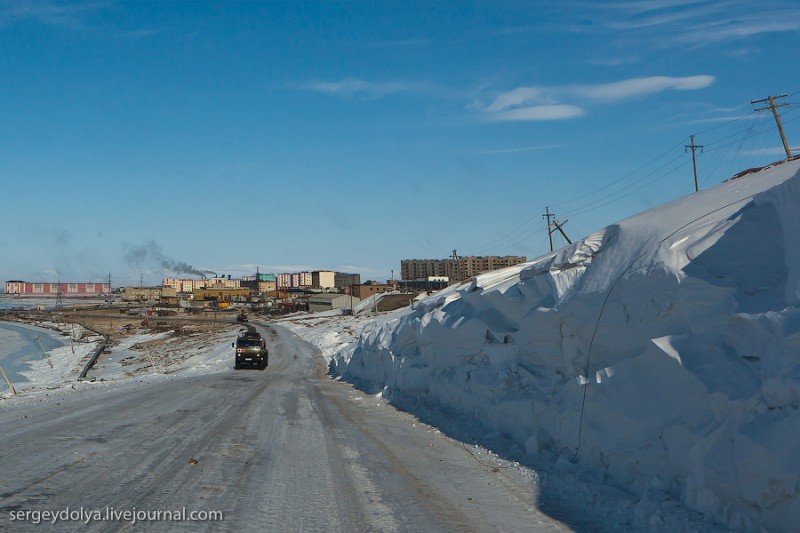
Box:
[0,324,570,532]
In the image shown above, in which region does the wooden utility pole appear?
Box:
[552,218,572,245]
[0,365,17,396]
[685,134,703,192]
[752,94,793,160]
[543,207,555,252]
[451,249,461,282]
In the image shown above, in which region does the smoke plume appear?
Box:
[123,240,217,278]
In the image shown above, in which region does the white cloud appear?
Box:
[480,75,712,122]
[485,87,555,112]
[308,77,428,98]
[679,18,800,46]
[591,1,800,48]
[0,1,105,28]
[572,75,715,102]
[488,105,585,122]
[335,265,385,274]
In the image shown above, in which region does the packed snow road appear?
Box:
[0,324,569,532]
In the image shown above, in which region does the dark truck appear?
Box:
[233,330,268,370]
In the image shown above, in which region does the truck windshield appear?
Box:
[238,339,261,347]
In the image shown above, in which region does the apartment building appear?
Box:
[400,255,528,283]
[241,273,277,294]
[311,271,335,289]
[334,272,361,289]
[4,281,111,297]
[277,272,313,289]
[162,277,240,293]
[121,286,163,302]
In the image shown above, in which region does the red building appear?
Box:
[4,280,111,297]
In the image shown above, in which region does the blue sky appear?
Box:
[1,0,799,286]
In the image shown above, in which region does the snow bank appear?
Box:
[0,321,101,396]
[331,159,800,530]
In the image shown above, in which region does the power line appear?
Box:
[548,137,689,210]
[562,151,686,218]
[460,90,800,257]
[685,135,704,192]
[752,94,793,159]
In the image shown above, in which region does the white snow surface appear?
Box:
[321,159,800,531]
[1,320,239,403]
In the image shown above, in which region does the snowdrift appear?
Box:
[331,158,800,530]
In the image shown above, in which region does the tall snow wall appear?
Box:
[332,158,800,530]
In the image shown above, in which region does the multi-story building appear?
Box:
[311,271,335,289]
[334,272,361,289]
[4,281,111,297]
[162,277,240,293]
[241,273,277,294]
[400,255,528,284]
[121,286,163,302]
[277,272,313,289]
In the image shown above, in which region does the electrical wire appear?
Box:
[460,91,799,258]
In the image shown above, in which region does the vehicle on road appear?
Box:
[233,330,268,369]
[236,310,248,322]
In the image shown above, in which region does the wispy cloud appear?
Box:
[488,105,585,122]
[480,75,713,122]
[678,17,800,46]
[590,1,800,48]
[124,27,169,38]
[0,0,107,28]
[480,144,567,154]
[307,77,431,98]
[485,87,557,112]
[335,265,385,274]
[572,75,714,101]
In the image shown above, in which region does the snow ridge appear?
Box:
[332,158,800,530]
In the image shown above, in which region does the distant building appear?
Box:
[352,283,393,300]
[400,256,527,284]
[334,272,361,289]
[163,277,240,293]
[277,272,313,289]
[192,287,250,302]
[121,286,163,302]
[311,271,335,289]
[4,280,111,297]
[398,277,449,292]
[241,273,277,294]
[308,293,360,313]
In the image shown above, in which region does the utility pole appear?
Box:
[552,218,572,245]
[544,208,571,250]
[685,134,703,192]
[55,279,63,310]
[451,249,461,282]
[752,94,793,160]
[543,207,555,252]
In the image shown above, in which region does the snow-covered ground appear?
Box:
[0,320,101,394]
[284,158,800,531]
[0,317,240,403]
